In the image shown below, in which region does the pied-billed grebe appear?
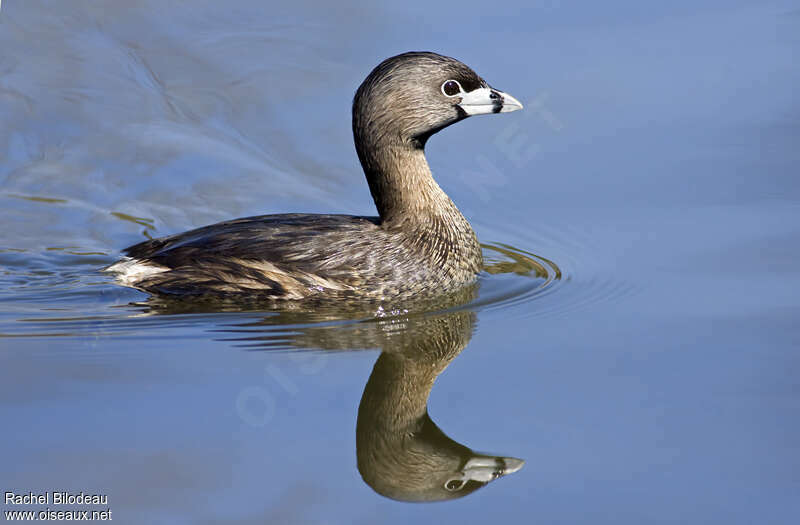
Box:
[106,52,523,300]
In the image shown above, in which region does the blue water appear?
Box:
[1,1,799,523]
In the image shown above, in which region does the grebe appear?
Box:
[106,52,522,300]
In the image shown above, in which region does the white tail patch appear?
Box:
[104,257,168,287]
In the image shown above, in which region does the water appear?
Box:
[1,1,799,523]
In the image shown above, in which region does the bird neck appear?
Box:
[358,351,438,433]
[356,139,463,227]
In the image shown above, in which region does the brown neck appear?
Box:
[358,351,438,432]
[357,311,475,433]
[356,138,462,226]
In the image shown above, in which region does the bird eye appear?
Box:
[441,80,462,97]
[445,479,465,491]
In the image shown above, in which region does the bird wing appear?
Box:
[115,214,398,297]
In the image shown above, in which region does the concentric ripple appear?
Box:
[470,236,637,321]
[470,242,562,313]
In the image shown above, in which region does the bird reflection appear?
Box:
[356,307,524,502]
[136,285,524,502]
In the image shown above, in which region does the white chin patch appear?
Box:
[458,87,524,116]
[104,257,167,287]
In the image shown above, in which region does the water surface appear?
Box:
[1,1,799,524]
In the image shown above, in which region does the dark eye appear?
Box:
[445,479,464,491]
[441,80,461,97]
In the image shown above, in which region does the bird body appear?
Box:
[115,211,481,299]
